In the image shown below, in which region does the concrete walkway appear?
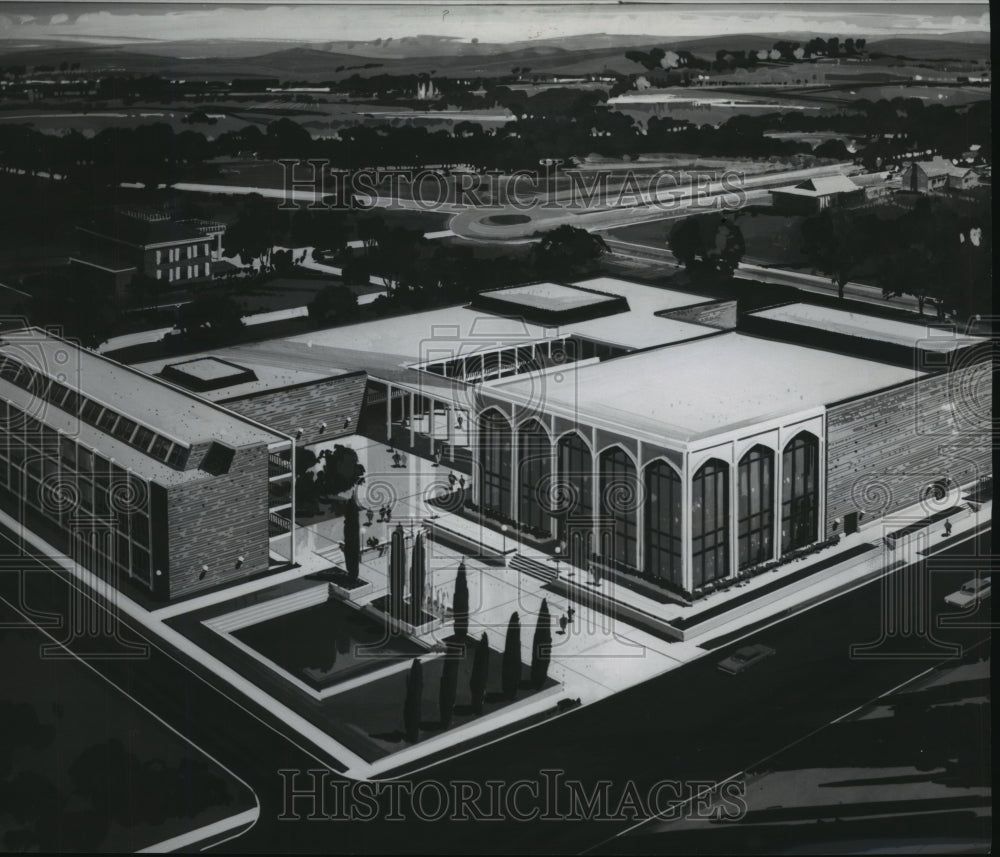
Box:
[6,432,989,780]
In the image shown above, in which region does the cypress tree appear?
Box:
[403,658,423,743]
[343,497,361,582]
[452,560,469,639]
[530,598,552,689]
[410,531,426,624]
[469,632,489,715]
[389,524,406,619]
[438,644,460,728]
[502,612,522,701]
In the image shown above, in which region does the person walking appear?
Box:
[448,471,457,491]
[558,614,568,635]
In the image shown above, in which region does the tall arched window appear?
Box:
[557,432,593,542]
[738,445,774,570]
[692,459,729,588]
[644,460,682,587]
[479,409,512,517]
[782,432,819,553]
[517,420,552,534]
[599,446,638,569]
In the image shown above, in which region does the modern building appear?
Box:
[769,174,865,214]
[470,325,990,596]
[5,277,989,608]
[902,157,978,193]
[0,327,295,602]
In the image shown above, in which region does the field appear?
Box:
[0,598,256,852]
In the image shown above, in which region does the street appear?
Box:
[0,525,990,853]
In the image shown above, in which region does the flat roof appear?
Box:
[135,349,350,402]
[751,304,987,353]
[490,333,922,443]
[0,377,218,486]
[483,282,616,312]
[0,328,282,448]
[168,357,248,382]
[282,278,717,362]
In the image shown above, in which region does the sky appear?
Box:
[0,2,990,45]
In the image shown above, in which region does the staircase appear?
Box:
[509,554,557,584]
[205,583,329,634]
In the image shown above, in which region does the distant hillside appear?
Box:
[0,31,989,78]
[863,38,989,60]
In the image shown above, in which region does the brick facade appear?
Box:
[163,444,271,599]
[221,373,367,446]
[824,365,992,530]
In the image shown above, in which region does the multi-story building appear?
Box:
[71,208,221,302]
[0,327,295,602]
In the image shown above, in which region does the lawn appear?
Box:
[0,600,255,852]
[322,634,558,761]
[231,596,426,690]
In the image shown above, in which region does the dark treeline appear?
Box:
[0,91,987,181]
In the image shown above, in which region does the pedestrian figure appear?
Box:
[378,504,387,522]
[448,471,457,490]
[365,508,375,526]
[944,519,953,537]
[434,448,443,467]
[558,614,568,635]
[567,607,575,622]
[456,415,464,430]
[458,475,466,491]
[385,505,393,523]
[392,451,402,468]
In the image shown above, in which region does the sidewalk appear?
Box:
[4,436,989,780]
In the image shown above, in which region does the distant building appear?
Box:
[71,208,224,302]
[902,157,978,193]
[416,80,439,100]
[769,174,865,214]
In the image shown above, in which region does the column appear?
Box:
[728,444,738,579]
[446,406,454,462]
[510,420,519,523]
[636,439,644,573]
[682,452,693,594]
[385,383,393,440]
[549,431,559,539]
[408,392,415,448]
[774,434,784,558]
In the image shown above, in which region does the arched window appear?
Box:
[517,420,552,534]
[782,432,819,553]
[644,460,682,587]
[599,446,638,570]
[557,432,593,542]
[479,409,512,517]
[692,459,729,588]
[738,445,774,570]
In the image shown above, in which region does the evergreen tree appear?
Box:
[452,560,469,638]
[502,612,522,701]
[470,632,489,715]
[343,497,361,582]
[530,598,552,689]
[389,524,407,619]
[403,658,423,743]
[438,644,460,728]
[410,531,426,623]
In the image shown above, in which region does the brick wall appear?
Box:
[163,444,270,599]
[221,373,367,445]
[825,365,992,530]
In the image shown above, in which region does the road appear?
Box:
[600,235,929,315]
[0,524,990,853]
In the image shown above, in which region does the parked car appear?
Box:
[718,644,775,674]
[944,575,991,609]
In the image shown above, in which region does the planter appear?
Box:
[328,578,373,602]
[362,597,445,638]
